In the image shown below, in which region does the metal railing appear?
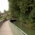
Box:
[9,22,27,35]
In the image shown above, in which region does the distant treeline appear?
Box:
[8,0,35,29]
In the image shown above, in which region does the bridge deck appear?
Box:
[0,21,14,35]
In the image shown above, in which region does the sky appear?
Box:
[0,0,9,13]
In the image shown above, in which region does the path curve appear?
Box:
[0,20,14,35]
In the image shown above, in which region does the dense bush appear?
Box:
[8,0,35,29]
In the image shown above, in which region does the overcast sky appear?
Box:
[0,0,9,13]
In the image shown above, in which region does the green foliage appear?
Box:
[8,0,35,29]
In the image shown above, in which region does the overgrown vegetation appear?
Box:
[8,0,35,29]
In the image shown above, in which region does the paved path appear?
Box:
[0,21,14,35]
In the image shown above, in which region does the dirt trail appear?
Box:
[0,20,14,35]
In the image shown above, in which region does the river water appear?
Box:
[14,22,35,35]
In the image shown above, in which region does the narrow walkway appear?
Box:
[0,20,14,35]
